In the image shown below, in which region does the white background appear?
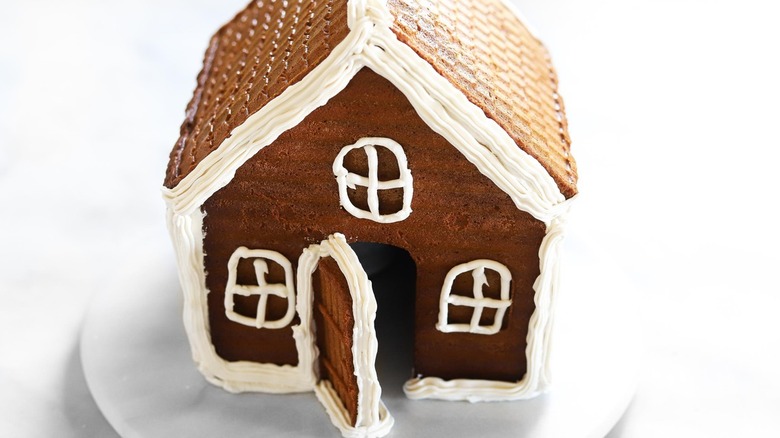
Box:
[1,0,779,436]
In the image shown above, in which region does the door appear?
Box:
[296,233,393,438]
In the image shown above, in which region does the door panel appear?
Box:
[314,256,359,424]
[299,233,392,436]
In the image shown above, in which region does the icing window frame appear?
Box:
[225,247,296,329]
[437,260,513,335]
[332,137,413,223]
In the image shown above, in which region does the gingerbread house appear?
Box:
[163,0,577,436]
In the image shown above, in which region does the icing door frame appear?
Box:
[296,233,394,438]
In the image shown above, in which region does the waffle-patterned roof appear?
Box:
[165,0,351,188]
[165,0,577,198]
[387,0,577,198]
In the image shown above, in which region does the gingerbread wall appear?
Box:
[201,68,546,383]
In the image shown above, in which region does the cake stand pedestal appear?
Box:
[81,231,638,438]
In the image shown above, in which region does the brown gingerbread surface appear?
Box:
[165,0,578,198]
[201,69,545,386]
[387,0,577,198]
[165,0,350,188]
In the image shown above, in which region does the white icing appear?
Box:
[360,27,571,224]
[224,247,296,329]
[403,216,569,401]
[163,0,575,415]
[316,381,394,438]
[333,137,413,223]
[161,0,570,224]
[437,260,512,336]
[163,24,372,216]
[166,210,317,394]
[298,234,393,437]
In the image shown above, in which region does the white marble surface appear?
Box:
[1,0,779,437]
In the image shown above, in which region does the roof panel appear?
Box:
[386,0,578,197]
[165,0,351,188]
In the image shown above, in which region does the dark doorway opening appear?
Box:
[350,242,416,397]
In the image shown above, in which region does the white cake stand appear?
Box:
[81,229,638,438]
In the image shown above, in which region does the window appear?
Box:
[225,247,296,329]
[333,137,413,223]
[437,260,512,335]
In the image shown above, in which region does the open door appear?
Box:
[296,233,393,438]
